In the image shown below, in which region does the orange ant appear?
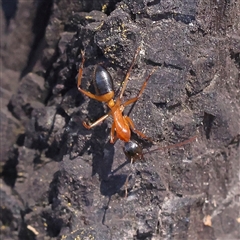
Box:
[77,47,156,143]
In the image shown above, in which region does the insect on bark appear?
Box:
[77,47,156,143]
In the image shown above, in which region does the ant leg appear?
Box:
[110,122,118,143]
[77,50,109,101]
[118,47,141,100]
[125,116,152,141]
[123,67,157,107]
[77,50,85,89]
[124,159,135,197]
[83,112,110,129]
[124,173,132,198]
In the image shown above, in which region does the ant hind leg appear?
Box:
[118,47,141,100]
[123,66,157,107]
[83,113,110,129]
[77,50,109,101]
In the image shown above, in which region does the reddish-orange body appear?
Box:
[77,47,156,143]
[110,101,130,142]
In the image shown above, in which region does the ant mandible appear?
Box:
[77,47,156,144]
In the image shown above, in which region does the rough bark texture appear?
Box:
[0,0,239,239]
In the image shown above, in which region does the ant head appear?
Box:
[123,141,143,163]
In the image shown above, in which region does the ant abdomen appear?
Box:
[94,65,114,96]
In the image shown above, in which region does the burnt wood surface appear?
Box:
[0,0,239,239]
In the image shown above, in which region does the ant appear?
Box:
[77,47,156,144]
[77,47,197,197]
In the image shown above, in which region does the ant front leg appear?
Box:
[124,172,132,198]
